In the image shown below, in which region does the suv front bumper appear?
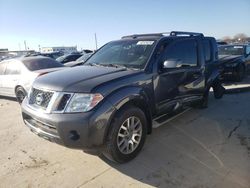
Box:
[21,97,116,150]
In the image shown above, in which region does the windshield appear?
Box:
[23,57,64,71]
[76,53,93,62]
[56,55,67,62]
[85,40,156,69]
[218,45,244,56]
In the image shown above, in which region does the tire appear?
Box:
[213,80,225,99]
[15,87,26,104]
[235,64,245,82]
[195,88,209,109]
[103,105,147,163]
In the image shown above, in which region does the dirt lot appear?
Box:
[0,81,250,188]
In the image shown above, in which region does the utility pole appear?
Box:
[24,40,27,51]
[94,33,98,50]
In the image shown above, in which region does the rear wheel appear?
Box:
[15,87,26,104]
[103,105,147,163]
[213,80,225,99]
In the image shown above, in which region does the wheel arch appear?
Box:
[103,86,153,144]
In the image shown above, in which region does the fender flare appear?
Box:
[103,86,153,142]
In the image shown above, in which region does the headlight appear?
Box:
[65,93,103,113]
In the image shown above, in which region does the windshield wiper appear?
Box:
[103,63,128,69]
[87,62,106,67]
[87,62,138,70]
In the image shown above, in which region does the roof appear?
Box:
[219,44,249,47]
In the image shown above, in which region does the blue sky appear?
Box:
[0,0,250,51]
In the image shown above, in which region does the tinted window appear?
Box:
[0,63,6,75]
[163,39,198,67]
[57,54,81,63]
[23,57,64,71]
[203,40,211,63]
[246,46,250,55]
[218,45,244,55]
[65,55,81,62]
[5,61,21,75]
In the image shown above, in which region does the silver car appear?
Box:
[0,56,65,103]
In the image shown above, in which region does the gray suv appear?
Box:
[22,32,224,163]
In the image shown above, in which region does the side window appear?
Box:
[163,39,198,67]
[246,46,250,55]
[203,40,211,63]
[0,63,6,75]
[5,62,21,75]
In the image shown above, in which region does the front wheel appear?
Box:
[103,105,147,163]
[15,87,26,104]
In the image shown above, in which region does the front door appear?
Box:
[2,61,22,97]
[154,38,205,114]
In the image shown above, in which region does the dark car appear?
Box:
[64,53,93,67]
[22,31,224,163]
[218,44,250,81]
[56,53,82,64]
[41,51,64,59]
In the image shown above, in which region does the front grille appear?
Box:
[29,88,53,109]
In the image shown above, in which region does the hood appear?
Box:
[218,55,243,65]
[33,65,138,93]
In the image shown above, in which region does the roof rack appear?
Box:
[170,31,204,37]
[121,31,204,39]
[122,32,170,39]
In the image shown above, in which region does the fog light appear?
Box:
[69,131,80,141]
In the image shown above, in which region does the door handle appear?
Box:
[193,73,200,79]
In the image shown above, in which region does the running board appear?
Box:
[152,108,191,128]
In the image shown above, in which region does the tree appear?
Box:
[233,33,248,43]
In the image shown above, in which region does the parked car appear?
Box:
[217,41,228,45]
[22,31,224,163]
[218,44,250,81]
[56,53,82,64]
[81,49,93,54]
[40,51,64,59]
[64,53,93,67]
[0,56,65,103]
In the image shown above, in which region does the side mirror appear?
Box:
[163,60,181,69]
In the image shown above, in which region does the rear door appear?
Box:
[154,38,205,114]
[245,45,250,71]
[203,38,217,78]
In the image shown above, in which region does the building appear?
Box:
[41,46,77,54]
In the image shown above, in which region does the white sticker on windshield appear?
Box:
[137,41,154,45]
[234,46,243,48]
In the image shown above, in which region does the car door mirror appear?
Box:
[163,60,181,69]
